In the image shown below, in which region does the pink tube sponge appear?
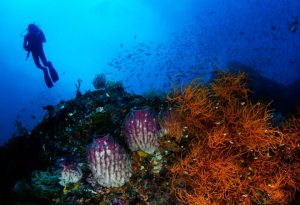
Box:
[58,163,82,187]
[87,135,132,188]
[124,107,159,154]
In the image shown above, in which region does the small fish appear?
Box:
[167,73,172,81]
[289,19,298,33]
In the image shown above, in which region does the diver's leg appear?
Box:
[40,49,59,82]
[32,52,45,69]
[32,53,53,88]
[39,49,50,66]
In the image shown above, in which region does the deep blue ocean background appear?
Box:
[0,0,299,145]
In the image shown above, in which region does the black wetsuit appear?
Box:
[23,27,59,88]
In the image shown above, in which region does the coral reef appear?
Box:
[124,107,159,154]
[1,72,299,205]
[169,72,300,205]
[87,134,132,188]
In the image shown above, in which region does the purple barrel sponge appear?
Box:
[124,107,159,154]
[87,134,132,188]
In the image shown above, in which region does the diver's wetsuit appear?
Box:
[23,25,59,88]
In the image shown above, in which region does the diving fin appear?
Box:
[42,68,53,88]
[48,62,59,82]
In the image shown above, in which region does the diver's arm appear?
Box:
[23,35,30,51]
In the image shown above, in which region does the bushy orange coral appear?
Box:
[168,72,300,205]
[215,100,284,156]
[210,71,250,101]
[158,110,184,142]
[167,80,215,140]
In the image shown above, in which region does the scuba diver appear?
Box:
[23,24,59,88]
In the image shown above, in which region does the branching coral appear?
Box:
[169,72,300,205]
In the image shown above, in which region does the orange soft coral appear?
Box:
[167,80,215,140]
[158,110,184,142]
[211,71,250,101]
[168,72,300,205]
[217,100,284,156]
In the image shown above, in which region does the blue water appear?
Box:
[0,0,299,144]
